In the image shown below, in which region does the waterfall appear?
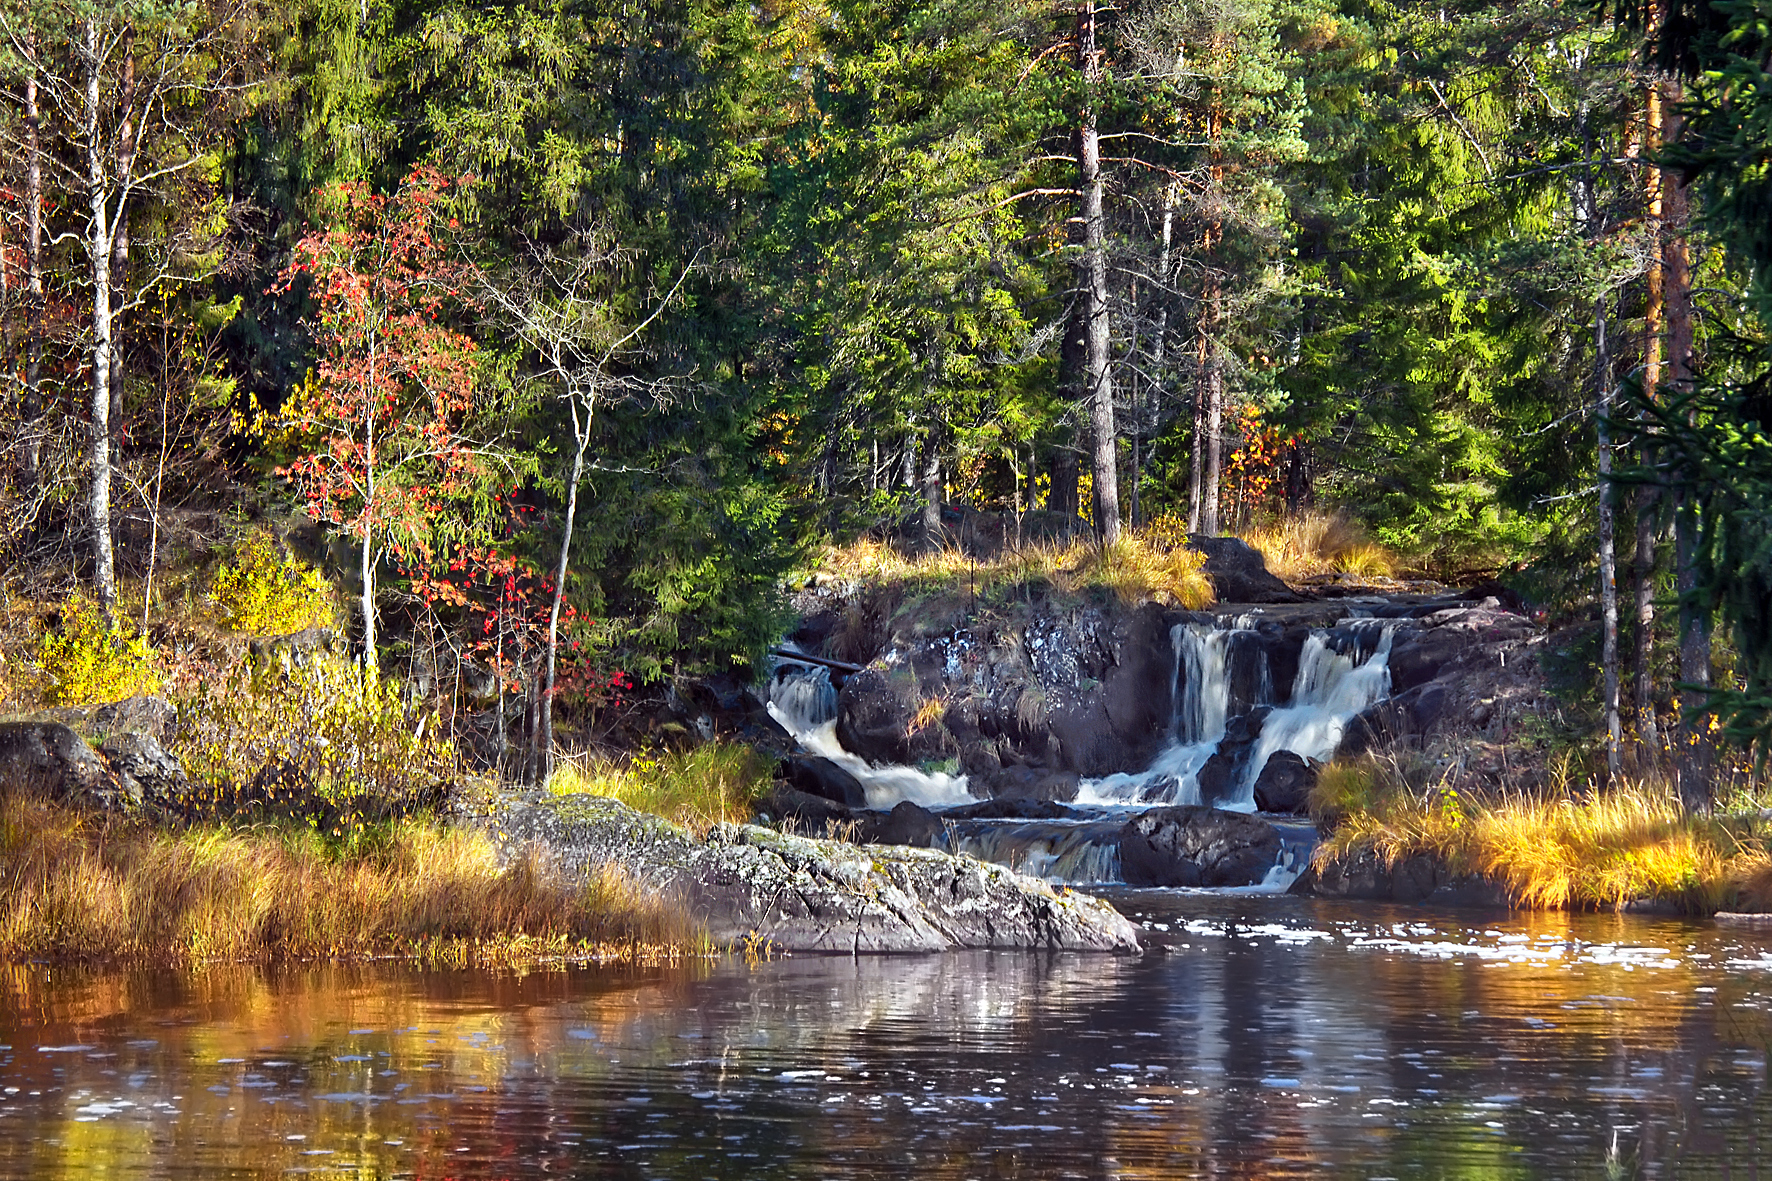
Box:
[941,819,1125,884]
[1073,622,1245,808]
[1236,624,1394,805]
[766,661,976,810]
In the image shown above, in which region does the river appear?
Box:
[3,894,1770,1177]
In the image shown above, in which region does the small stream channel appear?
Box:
[5,899,1772,1177]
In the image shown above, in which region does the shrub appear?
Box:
[36,595,163,706]
[170,655,457,833]
[549,740,775,832]
[212,531,334,635]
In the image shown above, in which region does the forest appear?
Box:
[0,0,1769,795]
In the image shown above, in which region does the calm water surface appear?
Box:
[4,894,1772,1178]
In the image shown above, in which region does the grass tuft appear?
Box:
[1314,759,1747,912]
[0,797,699,963]
[1240,511,1400,582]
[817,516,1215,609]
[548,740,776,833]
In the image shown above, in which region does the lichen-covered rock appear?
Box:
[484,793,1141,954]
[99,731,189,805]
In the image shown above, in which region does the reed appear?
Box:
[548,740,776,833]
[1240,511,1399,582]
[1313,760,1744,912]
[0,796,699,964]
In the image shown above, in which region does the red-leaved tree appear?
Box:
[274,166,481,668]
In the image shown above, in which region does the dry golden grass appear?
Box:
[1240,511,1400,582]
[548,740,776,834]
[818,518,1215,610]
[0,797,699,964]
[1313,760,1744,912]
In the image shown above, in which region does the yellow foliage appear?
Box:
[212,530,334,636]
[35,595,163,706]
[0,795,697,963]
[175,655,455,819]
[548,740,775,833]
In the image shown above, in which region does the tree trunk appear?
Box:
[108,37,136,440]
[1138,182,1179,532]
[1199,283,1224,536]
[360,334,378,668]
[1634,79,1665,762]
[1077,0,1120,545]
[22,43,42,503]
[1664,99,1711,810]
[922,423,943,543]
[1597,297,1622,779]
[83,20,118,613]
[1050,446,1079,519]
[1187,329,1205,531]
[541,392,593,788]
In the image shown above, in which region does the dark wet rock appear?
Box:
[100,731,189,804]
[1386,628,1469,692]
[1253,751,1316,814]
[1302,846,1512,908]
[855,800,943,848]
[1117,805,1282,888]
[1195,707,1269,808]
[488,793,1141,953]
[1187,535,1301,603]
[759,784,856,830]
[978,765,1081,802]
[1338,681,1456,758]
[783,755,869,809]
[0,721,130,808]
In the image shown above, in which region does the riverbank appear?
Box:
[0,795,700,966]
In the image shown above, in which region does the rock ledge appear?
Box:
[485,793,1141,954]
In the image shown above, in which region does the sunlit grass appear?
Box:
[1312,758,1753,912]
[817,517,1215,609]
[1239,511,1400,582]
[0,797,698,964]
[548,740,777,833]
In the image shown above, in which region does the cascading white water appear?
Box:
[766,663,975,810]
[942,820,1124,884]
[1074,623,1245,808]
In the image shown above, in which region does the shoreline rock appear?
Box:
[485,793,1142,954]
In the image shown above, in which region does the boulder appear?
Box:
[1195,706,1269,808]
[855,800,944,848]
[977,765,1081,802]
[783,755,869,809]
[99,731,188,805]
[489,793,1141,953]
[758,784,856,831]
[0,721,131,808]
[1253,751,1316,814]
[945,797,1081,821]
[1117,805,1283,888]
[1186,535,1301,603]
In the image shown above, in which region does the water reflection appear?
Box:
[1,898,1771,1177]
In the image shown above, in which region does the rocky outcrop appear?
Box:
[1188,535,1301,604]
[488,793,1141,953]
[1117,806,1282,887]
[835,599,1177,782]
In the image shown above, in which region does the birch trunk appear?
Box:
[83,19,118,613]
